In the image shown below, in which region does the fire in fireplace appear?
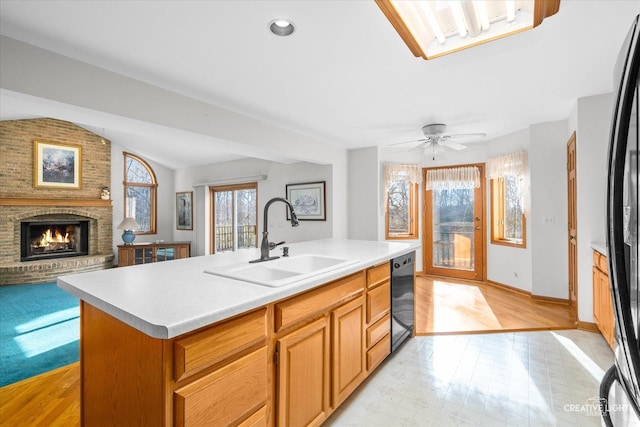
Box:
[21,218,89,261]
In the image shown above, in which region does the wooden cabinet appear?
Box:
[274,272,365,427]
[593,250,615,350]
[81,304,267,426]
[80,262,400,426]
[117,241,190,267]
[365,261,391,371]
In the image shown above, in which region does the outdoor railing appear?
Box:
[215,224,257,252]
[432,223,474,270]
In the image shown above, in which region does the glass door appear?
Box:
[210,183,257,253]
[423,164,485,281]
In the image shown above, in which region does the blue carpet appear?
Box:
[0,281,79,387]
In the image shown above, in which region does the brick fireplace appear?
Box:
[0,118,114,285]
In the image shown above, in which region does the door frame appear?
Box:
[422,163,487,282]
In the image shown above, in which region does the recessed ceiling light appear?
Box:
[269,18,295,36]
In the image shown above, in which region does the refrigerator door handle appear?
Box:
[600,365,618,427]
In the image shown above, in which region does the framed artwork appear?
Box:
[286,181,326,221]
[176,191,193,230]
[33,140,82,189]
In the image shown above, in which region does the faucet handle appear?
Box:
[268,241,285,250]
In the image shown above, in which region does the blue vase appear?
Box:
[122,230,136,245]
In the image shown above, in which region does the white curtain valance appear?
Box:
[382,163,421,214]
[425,166,480,191]
[486,150,528,179]
[382,163,421,185]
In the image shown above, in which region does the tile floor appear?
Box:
[326,330,617,427]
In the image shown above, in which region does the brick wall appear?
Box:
[0,117,111,198]
[0,118,114,285]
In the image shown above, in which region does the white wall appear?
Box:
[485,128,532,292]
[529,121,569,298]
[348,147,381,241]
[110,143,175,262]
[173,158,333,256]
[573,93,614,322]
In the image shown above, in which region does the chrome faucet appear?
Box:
[250,197,299,263]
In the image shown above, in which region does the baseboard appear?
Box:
[531,294,569,305]
[486,279,531,297]
[577,321,600,333]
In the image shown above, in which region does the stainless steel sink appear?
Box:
[204,254,359,287]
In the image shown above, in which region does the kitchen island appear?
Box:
[58,239,417,426]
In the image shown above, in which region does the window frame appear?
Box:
[210,182,258,253]
[385,179,419,240]
[490,177,526,248]
[123,152,157,235]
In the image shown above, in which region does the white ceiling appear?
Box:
[0,1,638,169]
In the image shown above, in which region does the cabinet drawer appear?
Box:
[366,280,390,324]
[238,405,267,427]
[367,333,390,371]
[174,308,267,381]
[174,347,267,427]
[367,262,390,289]
[275,271,365,332]
[367,312,390,348]
[599,254,609,275]
[593,250,609,275]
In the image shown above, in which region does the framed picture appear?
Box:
[33,140,82,189]
[176,191,193,230]
[286,181,326,221]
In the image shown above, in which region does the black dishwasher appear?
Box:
[390,251,415,352]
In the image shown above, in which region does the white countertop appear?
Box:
[57,239,418,339]
[592,242,608,255]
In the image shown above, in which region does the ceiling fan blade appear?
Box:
[386,138,428,147]
[410,141,432,152]
[440,140,467,151]
[445,133,487,140]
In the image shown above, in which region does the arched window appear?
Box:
[123,152,157,234]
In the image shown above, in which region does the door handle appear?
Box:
[475,226,481,230]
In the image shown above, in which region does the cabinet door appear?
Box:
[277,317,330,427]
[134,247,153,264]
[176,244,190,259]
[156,247,175,262]
[117,247,134,267]
[600,272,614,346]
[331,296,365,408]
[593,266,601,325]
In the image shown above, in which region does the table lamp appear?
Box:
[117,217,140,245]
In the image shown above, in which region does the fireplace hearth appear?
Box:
[21,217,89,261]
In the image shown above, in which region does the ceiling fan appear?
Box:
[388,123,486,153]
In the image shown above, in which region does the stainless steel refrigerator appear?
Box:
[600,13,640,427]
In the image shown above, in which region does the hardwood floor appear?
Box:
[0,276,578,425]
[415,275,577,335]
[0,362,79,426]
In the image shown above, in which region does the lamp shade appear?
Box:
[117,217,140,231]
